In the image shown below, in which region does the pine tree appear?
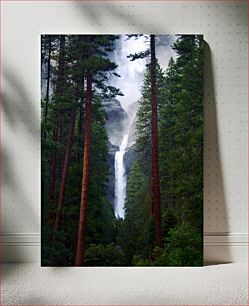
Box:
[150,35,162,248]
[44,35,52,138]
[53,36,87,231]
[127,34,163,250]
[54,109,76,230]
[74,36,121,266]
[118,63,165,263]
[49,35,66,205]
[75,73,92,266]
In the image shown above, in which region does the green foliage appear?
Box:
[162,208,178,238]
[84,244,126,266]
[155,224,203,266]
[41,228,73,266]
[132,255,150,266]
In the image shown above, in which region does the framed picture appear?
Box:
[41,34,204,267]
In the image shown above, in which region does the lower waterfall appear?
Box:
[114,134,129,219]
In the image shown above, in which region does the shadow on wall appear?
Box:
[73,2,166,34]
[2,66,39,138]
[203,42,230,264]
[1,66,40,268]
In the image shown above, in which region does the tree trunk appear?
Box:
[77,75,85,161]
[56,35,67,183]
[54,110,76,231]
[44,35,52,138]
[150,35,162,249]
[56,35,66,97]
[48,35,65,206]
[75,74,92,266]
[41,35,52,224]
[48,126,59,204]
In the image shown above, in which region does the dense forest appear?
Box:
[41,34,203,266]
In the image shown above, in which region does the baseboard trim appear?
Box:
[1,232,248,263]
[204,232,248,263]
[1,233,40,245]
[204,232,248,245]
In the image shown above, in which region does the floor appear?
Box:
[2,263,248,305]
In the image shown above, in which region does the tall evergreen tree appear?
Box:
[75,73,93,266]
[54,109,77,230]
[49,35,66,206]
[44,35,52,137]
[74,36,122,266]
[150,35,162,248]
[126,34,163,250]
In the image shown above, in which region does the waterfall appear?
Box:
[114,134,129,219]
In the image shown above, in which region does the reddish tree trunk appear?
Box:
[54,110,76,231]
[49,127,58,203]
[150,35,163,249]
[75,74,92,266]
[77,106,83,160]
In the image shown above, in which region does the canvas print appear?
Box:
[41,34,203,266]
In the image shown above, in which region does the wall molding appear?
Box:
[1,233,40,246]
[204,232,248,246]
[204,232,248,263]
[1,233,41,263]
[1,232,248,263]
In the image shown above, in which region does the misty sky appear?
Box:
[109,35,177,113]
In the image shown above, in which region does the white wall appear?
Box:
[1,0,248,263]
